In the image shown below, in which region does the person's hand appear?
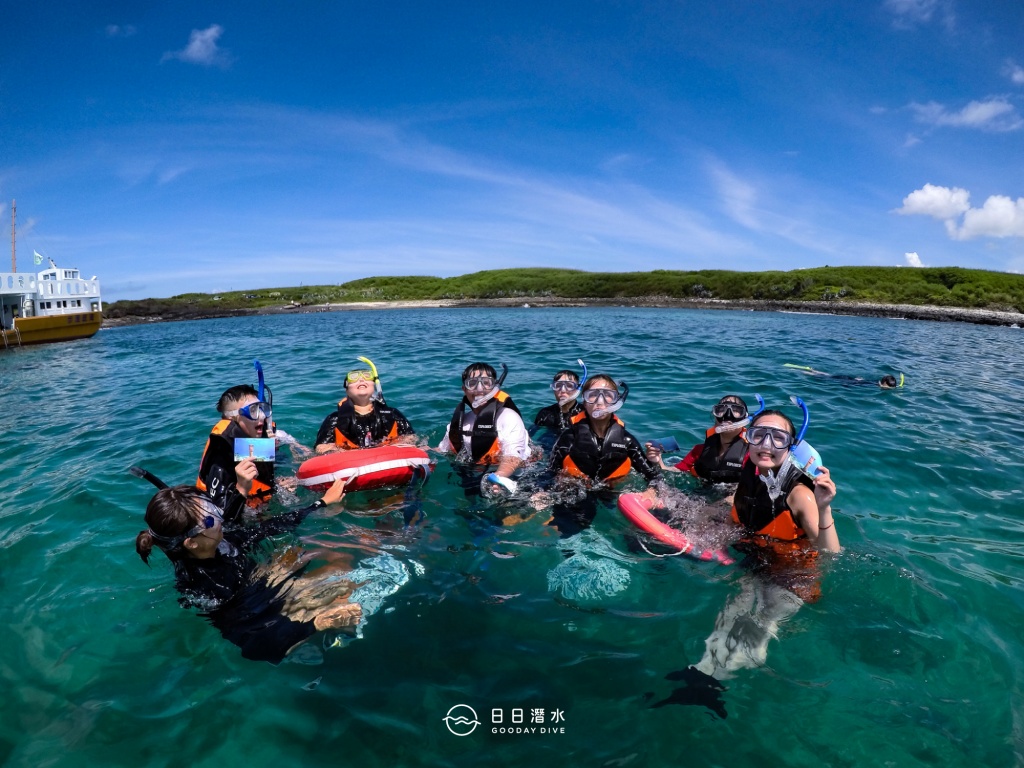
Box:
[645,442,663,465]
[812,466,836,509]
[321,477,348,505]
[234,459,258,495]
[313,601,362,631]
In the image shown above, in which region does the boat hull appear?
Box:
[8,312,102,346]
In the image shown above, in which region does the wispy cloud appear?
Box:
[1004,60,1024,85]
[105,24,136,38]
[908,97,1022,132]
[708,161,759,230]
[883,0,955,31]
[897,183,1024,240]
[161,25,231,68]
[904,251,925,267]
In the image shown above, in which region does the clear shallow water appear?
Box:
[1,307,1022,767]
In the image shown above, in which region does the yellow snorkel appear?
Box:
[357,356,385,403]
[898,372,905,388]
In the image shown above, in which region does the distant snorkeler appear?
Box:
[784,364,904,389]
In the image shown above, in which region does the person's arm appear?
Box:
[247,478,348,540]
[626,434,662,484]
[437,423,454,453]
[493,411,530,479]
[314,413,339,454]
[788,467,840,552]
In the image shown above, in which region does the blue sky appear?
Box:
[2,0,1024,301]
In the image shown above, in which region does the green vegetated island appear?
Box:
[104,266,1024,327]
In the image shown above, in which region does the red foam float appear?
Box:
[617,492,734,565]
[297,444,432,492]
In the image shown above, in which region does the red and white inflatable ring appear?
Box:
[297,444,432,492]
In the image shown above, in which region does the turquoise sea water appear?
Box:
[1,307,1022,767]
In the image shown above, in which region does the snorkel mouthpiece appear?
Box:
[471,363,508,408]
[789,395,810,445]
[592,381,628,419]
[715,418,750,434]
[357,356,385,403]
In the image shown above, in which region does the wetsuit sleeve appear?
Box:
[675,444,703,473]
[534,405,556,429]
[549,429,572,472]
[315,412,339,447]
[199,434,238,509]
[390,407,415,436]
[626,432,662,483]
[244,499,328,542]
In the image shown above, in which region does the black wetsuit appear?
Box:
[171,496,332,663]
[315,401,414,449]
[545,415,661,537]
[531,401,584,451]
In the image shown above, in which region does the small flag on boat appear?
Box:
[33,250,43,265]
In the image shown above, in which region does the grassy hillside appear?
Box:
[105,266,1024,319]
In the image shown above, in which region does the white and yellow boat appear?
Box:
[2,201,102,348]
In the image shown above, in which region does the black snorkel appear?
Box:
[129,465,169,490]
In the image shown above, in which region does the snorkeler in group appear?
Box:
[545,374,661,536]
[531,362,587,448]
[785,364,904,389]
[646,395,751,484]
[136,465,362,663]
[196,362,279,509]
[438,362,531,495]
[315,357,416,452]
[651,405,839,712]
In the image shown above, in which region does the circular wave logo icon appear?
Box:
[442,704,480,736]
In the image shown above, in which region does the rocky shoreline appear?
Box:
[102,295,1024,329]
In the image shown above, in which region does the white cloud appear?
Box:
[162,25,231,67]
[904,251,924,267]
[897,184,1024,240]
[909,97,1023,132]
[1004,60,1024,85]
[896,183,970,219]
[946,195,1024,240]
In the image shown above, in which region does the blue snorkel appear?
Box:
[253,359,273,435]
[787,395,822,477]
[791,396,810,445]
[254,359,266,402]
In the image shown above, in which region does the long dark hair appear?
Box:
[135,486,208,565]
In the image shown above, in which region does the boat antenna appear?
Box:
[10,199,15,273]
